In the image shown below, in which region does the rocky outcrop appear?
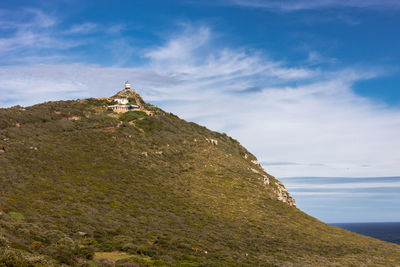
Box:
[246,156,296,207]
[206,138,218,145]
[274,181,297,207]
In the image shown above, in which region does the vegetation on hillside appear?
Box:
[0,96,399,266]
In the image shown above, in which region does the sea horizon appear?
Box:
[330,221,400,224]
[330,222,400,245]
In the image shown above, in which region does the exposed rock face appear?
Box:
[274,181,296,207]
[244,154,296,207]
[262,175,270,185]
[206,138,218,145]
[260,168,296,207]
[250,168,259,174]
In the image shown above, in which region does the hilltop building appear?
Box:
[107,104,138,113]
[107,81,139,113]
[114,98,129,105]
[125,80,131,89]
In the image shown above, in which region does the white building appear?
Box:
[125,80,131,89]
[107,104,139,113]
[114,98,129,104]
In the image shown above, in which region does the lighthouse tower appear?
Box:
[125,80,131,89]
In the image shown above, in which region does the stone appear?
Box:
[262,175,270,185]
[250,168,259,174]
[206,138,218,145]
[274,181,296,207]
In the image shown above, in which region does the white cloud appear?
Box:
[0,9,56,30]
[306,51,338,66]
[288,181,400,189]
[291,192,398,196]
[64,22,98,34]
[0,9,79,58]
[1,25,400,180]
[27,9,56,28]
[227,0,400,11]
[105,24,126,35]
[0,64,179,106]
[279,176,400,221]
[145,26,210,61]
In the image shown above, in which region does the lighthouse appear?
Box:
[106,80,142,113]
[125,80,131,89]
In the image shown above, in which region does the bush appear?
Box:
[135,119,162,132]
[136,247,156,257]
[8,212,25,221]
[57,237,75,247]
[85,98,109,107]
[0,234,9,246]
[31,241,44,250]
[121,243,137,253]
[119,111,148,122]
[97,258,114,267]
[77,246,95,260]
[52,245,75,265]
[0,251,33,267]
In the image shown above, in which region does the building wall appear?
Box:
[115,99,129,104]
[108,105,139,113]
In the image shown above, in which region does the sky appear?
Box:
[1,0,400,223]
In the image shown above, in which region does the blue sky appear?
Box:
[1,0,400,223]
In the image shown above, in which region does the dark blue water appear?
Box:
[331,222,400,245]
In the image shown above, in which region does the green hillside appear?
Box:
[0,90,399,266]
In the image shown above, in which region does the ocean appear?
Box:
[331,222,400,245]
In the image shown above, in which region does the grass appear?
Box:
[94,251,133,261]
[7,212,25,221]
[0,94,399,266]
[119,111,148,122]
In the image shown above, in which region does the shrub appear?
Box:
[135,119,162,132]
[121,243,137,253]
[97,258,114,267]
[0,250,33,267]
[119,111,148,122]
[8,212,25,221]
[0,234,9,246]
[31,241,44,250]
[85,98,109,107]
[77,246,95,260]
[57,237,75,247]
[136,246,156,257]
[52,245,75,265]
[115,258,144,266]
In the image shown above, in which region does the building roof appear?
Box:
[107,104,139,108]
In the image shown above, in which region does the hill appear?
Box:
[0,89,399,266]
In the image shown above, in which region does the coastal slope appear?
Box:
[0,91,399,266]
